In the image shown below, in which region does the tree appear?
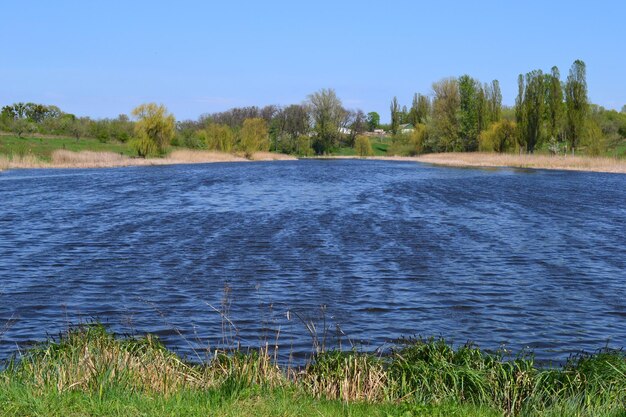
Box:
[68,116,90,142]
[239,117,269,157]
[390,96,400,135]
[479,120,517,152]
[621,105,626,114]
[344,109,367,147]
[416,94,431,124]
[565,60,589,153]
[131,103,175,157]
[354,135,373,157]
[545,66,564,143]
[9,118,35,138]
[516,70,546,153]
[366,112,380,131]
[458,75,480,151]
[271,104,310,153]
[205,123,235,152]
[307,88,345,154]
[431,77,460,151]
[486,80,502,124]
[583,119,604,156]
[525,70,547,153]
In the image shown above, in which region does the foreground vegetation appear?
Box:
[1,325,624,416]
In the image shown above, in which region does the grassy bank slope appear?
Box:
[0,134,296,171]
[1,325,624,417]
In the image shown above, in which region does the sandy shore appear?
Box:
[0,149,296,171]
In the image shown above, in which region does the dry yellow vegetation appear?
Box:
[0,149,296,171]
[414,152,626,173]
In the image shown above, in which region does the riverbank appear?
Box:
[1,325,624,417]
[0,149,296,171]
[394,152,626,174]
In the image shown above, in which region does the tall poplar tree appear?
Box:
[523,70,546,153]
[565,60,588,152]
[390,96,400,135]
[546,66,564,142]
[458,75,480,151]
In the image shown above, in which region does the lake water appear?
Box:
[1,160,625,363]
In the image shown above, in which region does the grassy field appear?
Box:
[336,140,390,157]
[1,325,624,417]
[0,134,134,161]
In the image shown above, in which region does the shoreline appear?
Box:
[0,149,296,171]
[1,325,624,416]
[379,152,626,174]
[318,153,626,174]
[2,150,625,174]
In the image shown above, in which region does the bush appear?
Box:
[354,135,373,157]
[479,120,517,153]
[204,124,235,152]
[388,124,427,156]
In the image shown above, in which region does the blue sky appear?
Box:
[2,1,624,122]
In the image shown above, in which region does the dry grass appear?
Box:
[302,352,389,402]
[166,149,247,163]
[408,152,626,174]
[0,155,9,171]
[249,151,297,161]
[0,149,296,171]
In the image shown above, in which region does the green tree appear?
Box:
[516,70,546,152]
[307,88,345,154]
[366,112,380,132]
[416,94,431,124]
[271,104,310,153]
[546,66,564,142]
[408,94,430,127]
[354,135,373,157]
[239,117,269,157]
[390,97,400,136]
[486,80,502,124]
[431,77,460,151]
[9,118,36,138]
[565,60,589,153]
[479,120,517,153]
[131,103,175,157]
[458,75,480,151]
[69,116,90,142]
[205,123,235,152]
[583,119,604,156]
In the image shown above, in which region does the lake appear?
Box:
[0,160,625,363]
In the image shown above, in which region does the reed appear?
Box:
[0,149,296,171]
[2,326,624,416]
[411,152,626,174]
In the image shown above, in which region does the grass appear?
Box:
[1,325,624,417]
[336,141,389,157]
[411,152,626,173]
[0,134,133,161]
[0,134,296,170]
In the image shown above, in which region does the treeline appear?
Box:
[181,89,369,156]
[0,103,134,143]
[2,59,625,158]
[387,60,626,156]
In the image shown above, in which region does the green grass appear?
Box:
[335,141,389,157]
[1,325,624,416]
[0,134,134,161]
